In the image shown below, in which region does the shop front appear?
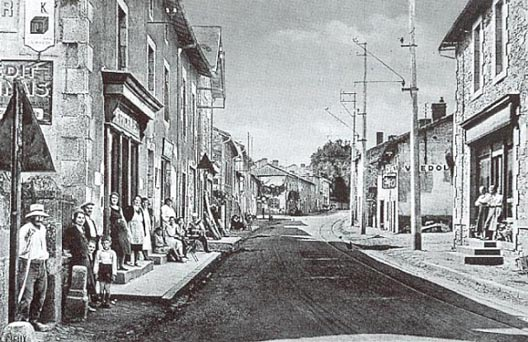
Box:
[462,94,519,242]
[103,71,162,207]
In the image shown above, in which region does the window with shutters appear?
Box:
[493,0,507,80]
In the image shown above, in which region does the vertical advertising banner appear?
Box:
[0,60,53,124]
[25,0,55,51]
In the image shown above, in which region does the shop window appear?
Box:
[473,130,513,219]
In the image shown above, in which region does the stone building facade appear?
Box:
[440,0,527,248]
[374,114,453,233]
[0,0,223,326]
[255,160,316,215]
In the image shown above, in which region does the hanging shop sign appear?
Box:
[0,60,53,124]
[25,0,55,51]
[0,0,18,33]
[162,138,174,159]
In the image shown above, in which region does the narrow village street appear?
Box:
[47,212,526,342]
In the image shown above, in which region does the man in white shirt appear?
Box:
[82,201,102,249]
[17,203,51,332]
[160,198,176,228]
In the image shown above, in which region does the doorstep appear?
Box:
[195,236,241,253]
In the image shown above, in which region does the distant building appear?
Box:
[440,0,526,247]
[255,160,316,215]
[286,163,331,211]
[355,101,453,232]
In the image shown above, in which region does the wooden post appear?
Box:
[360,43,368,235]
[409,0,422,250]
[9,81,23,322]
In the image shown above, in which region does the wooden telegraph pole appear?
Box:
[408,0,422,250]
[8,81,23,322]
[359,42,368,235]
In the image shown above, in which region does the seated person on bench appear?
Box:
[187,213,211,253]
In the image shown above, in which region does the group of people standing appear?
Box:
[474,185,504,240]
[16,193,217,330]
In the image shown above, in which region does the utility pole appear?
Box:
[340,91,357,227]
[359,42,368,235]
[407,0,422,250]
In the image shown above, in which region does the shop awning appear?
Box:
[461,94,519,144]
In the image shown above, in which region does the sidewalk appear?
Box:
[334,221,528,319]
[112,251,221,301]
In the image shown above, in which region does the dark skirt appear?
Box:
[98,264,113,283]
[131,244,143,252]
[111,218,132,257]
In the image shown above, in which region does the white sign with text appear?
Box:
[25,0,55,51]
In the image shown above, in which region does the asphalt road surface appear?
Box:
[141,213,528,342]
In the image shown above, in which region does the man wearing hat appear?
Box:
[81,201,102,249]
[17,203,51,331]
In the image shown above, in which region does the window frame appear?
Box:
[163,60,170,122]
[116,0,129,71]
[471,16,484,98]
[147,35,156,93]
[492,0,508,83]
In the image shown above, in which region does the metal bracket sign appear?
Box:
[25,0,55,52]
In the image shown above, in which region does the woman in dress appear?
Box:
[63,209,97,306]
[164,216,186,262]
[104,192,131,271]
[123,195,145,266]
[484,185,503,240]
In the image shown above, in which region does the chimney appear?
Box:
[419,118,432,127]
[272,160,279,167]
[376,132,384,145]
[432,97,447,121]
[300,163,306,168]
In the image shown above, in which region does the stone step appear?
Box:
[457,246,502,256]
[150,253,167,265]
[466,239,498,248]
[115,261,154,284]
[464,255,504,266]
[194,236,242,253]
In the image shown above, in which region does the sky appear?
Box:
[183,0,467,166]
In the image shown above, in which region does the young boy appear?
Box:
[94,236,117,308]
[87,240,100,309]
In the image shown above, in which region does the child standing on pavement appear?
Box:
[94,236,118,308]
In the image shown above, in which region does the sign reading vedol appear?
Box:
[0,60,53,124]
[25,0,55,51]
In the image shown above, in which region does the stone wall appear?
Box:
[452,0,528,248]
